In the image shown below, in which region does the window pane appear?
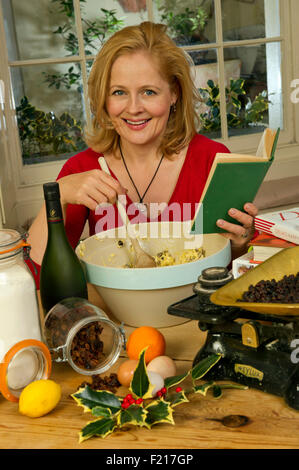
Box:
[223,42,283,137]
[82,0,150,56]
[12,63,87,164]
[80,1,129,56]
[222,0,280,42]
[2,0,77,60]
[109,0,148,25]
[153,0,216,46]
[188,49,221,139]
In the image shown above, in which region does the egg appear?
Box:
[147,371,164,397]
[117,359,138,387]
[146,355,176,379]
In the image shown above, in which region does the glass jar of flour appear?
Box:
[0,229,52,402]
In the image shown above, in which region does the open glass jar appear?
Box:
[0,229,52,402]
[43,298,126,375]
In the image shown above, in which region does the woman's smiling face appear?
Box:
[106,51,177,149]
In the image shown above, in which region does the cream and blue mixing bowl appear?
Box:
[76,222,231,328]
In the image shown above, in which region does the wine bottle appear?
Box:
[40,182,88,315]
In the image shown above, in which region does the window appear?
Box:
[154,0,283,142]
[0,0,297,227]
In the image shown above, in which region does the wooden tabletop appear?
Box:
[1,284,299,450]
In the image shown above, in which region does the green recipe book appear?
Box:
[191,127,280,234]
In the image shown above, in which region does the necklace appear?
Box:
[119,142,164,214]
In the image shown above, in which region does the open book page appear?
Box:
[256,127,277,158]
[212,128,277,163]
[212,154,267,163]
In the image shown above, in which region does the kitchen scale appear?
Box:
[167,266,299,410]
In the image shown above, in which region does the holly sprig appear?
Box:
[71,349,247,442]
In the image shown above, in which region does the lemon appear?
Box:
[19,379,61,418]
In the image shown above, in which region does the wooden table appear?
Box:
[1,284,299,450]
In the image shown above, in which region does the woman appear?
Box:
[28,21,257,282]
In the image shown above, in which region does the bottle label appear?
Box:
[45,201,63,223]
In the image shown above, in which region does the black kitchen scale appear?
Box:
[167,266,299,410]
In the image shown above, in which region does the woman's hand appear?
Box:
[57,170,127,211]
[216,202,258,258]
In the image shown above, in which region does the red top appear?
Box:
[27,134,230,287]
[57,133,229,247]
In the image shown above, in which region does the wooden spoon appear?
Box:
[98,157,156,268]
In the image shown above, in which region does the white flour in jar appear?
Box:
[0,258,42,389]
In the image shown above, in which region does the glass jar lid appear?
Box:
[0,339,52,402]
[0,229,29,260]
[0,229,21,247]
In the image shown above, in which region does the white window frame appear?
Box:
[0,0,299,226]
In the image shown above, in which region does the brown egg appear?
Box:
[147,355,176,379]
[117,359,139,387]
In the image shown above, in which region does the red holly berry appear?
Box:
[175,386,182,393]
[135,398,143,405]
[161,387,167,394]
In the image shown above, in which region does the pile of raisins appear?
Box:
[238,272,299,303]
[77,373,121,393]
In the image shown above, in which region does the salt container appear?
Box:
[0,229,51,402]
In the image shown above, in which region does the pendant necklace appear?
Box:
[119,142,164,215]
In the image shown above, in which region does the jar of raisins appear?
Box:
[43,298,126,375]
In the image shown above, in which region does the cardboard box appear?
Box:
[232,251,256,279]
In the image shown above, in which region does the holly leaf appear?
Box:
[117,404,148,428]
[79,416,117,442]
[219,383,248,391]
[191,354,221,382]
[72,385,122,414]
[213,385,222,399]
[194,381,215,396]
[91,406,112,418]
[130,348,155,399]
[164,371,190,390]
[212,383,248,400]
[145,399,175,429]
[168,390,189,407]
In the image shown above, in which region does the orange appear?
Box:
[126,326,166,364]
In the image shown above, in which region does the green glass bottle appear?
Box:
[40,182,88,315]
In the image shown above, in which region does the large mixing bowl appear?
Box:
[76,221,231,328]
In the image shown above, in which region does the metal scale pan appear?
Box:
[211,246,299,316]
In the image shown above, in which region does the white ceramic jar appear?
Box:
[0,229,51,402]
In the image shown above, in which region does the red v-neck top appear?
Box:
[56,133,230,249]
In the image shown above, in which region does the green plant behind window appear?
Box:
[198,79,270,132]
[16,96,86,160]
[43,2,124,92]
[17,1,124,162]
[159,6,208,45]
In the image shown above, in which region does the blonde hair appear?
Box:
[85,21,200,158]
